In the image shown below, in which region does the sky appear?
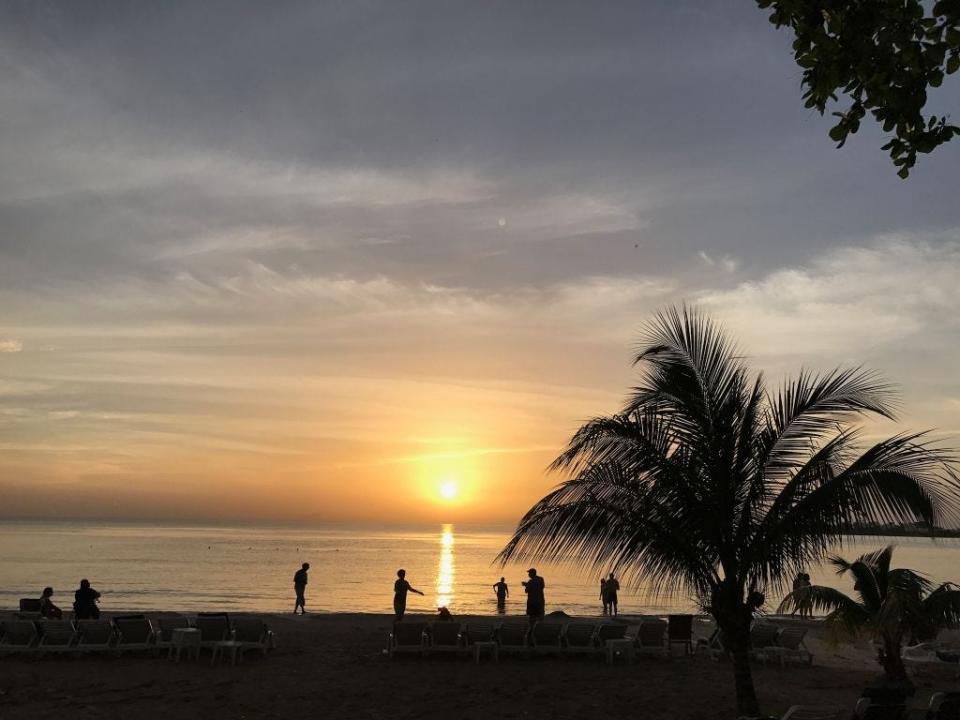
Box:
[1,1,959,525]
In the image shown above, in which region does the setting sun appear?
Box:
[438,480,458,500]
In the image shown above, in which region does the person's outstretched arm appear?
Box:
[410,586,424,596]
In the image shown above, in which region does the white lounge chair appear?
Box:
[0,620,39,654]
[634,619,668,657]
[530,621,563,655]
[37,620,78,653]
[155,617,191,656]
[114,616,158,654]
[562,622,599,656]
[770,626,813,666]
[926,691,960,719]
[424,621,462,656]
[211,617,274,665]
[496,623,529,656]
[195,613,232,652]
[387,621,427,658]
[748,623,781,664]
[75,620,115,653]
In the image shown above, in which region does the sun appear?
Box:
[438,480,458,500]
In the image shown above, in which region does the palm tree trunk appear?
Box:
[880,634,909,684]
[723,621,761,717]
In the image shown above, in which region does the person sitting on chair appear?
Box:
[39,587,63,619]
[73,579,101,620]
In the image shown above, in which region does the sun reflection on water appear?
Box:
[436,524,455,609]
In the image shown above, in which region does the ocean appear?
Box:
[2,521,959,616]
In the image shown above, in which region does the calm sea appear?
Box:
[2,521,959,616]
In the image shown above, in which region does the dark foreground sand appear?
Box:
[0,612,955,719]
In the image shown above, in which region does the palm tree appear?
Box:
[778,545,960,682]
[498,306,959,718]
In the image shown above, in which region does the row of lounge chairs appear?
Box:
[387,616,695,663]
[0,613,274,664]
[749,623,813,666]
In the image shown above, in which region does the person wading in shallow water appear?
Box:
[293,562,310,615]
[393,569,424,621]
[493,577,509,612]
[522,568,545,626]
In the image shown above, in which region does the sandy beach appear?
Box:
[1,612,955,719]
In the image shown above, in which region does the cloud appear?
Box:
[700,237,960,357]
[0,339,22,353]
[698,251,739,274]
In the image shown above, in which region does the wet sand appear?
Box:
[0,612,954,719]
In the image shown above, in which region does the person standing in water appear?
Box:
[293,562,310,615]
[492,577,509,612]
[393,569,424,621]
[604,572,621,616]
[522,568,545,625]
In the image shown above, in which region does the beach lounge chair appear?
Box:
[496,623,529,655]
[75,620,115,653]
[562,622,599,656]
[668,614,694,655]
[114,615,157,654]
[461,623,497,663]
[387,621,428,658]
[927,691,960,719]
[37,620,78,653]
[231,617,275,655]
[211,617,274,665]
[424,622,462,656]
[0,620,39,654]
[530,621,563,655]
[634,619,668,657]
[749,623,781,664]
[770,626,813,666]
[779,706,844,720]
[195,612,232,651]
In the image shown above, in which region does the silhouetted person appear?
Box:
[604,572,620,616]
[73,579,101,619]
[393,569,423,621]
[294,562,310,614]
[39,587,62,619]
[522,568,545,625]
[493,577,509,611]
[600,578,609,615]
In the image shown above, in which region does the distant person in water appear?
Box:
[39,587,63,619]
[394,569,424,621]
[604,572,620,616]
[493,577,509,611]
[293,562,310,615]
[600,578,609,615]
[522,568,545,625]
[73,579,101,620]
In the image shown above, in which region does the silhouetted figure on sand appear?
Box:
[604,572,620,616]
[39,587,63,619]
[393,569,424,621]
[493,577,509,612]
[522,568,545,625]
[600,578,608,615]
[294,562,310,615]
[73,579,101,619]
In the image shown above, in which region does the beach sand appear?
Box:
[0,612,954,719]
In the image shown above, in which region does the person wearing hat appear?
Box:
[522,568,545,625]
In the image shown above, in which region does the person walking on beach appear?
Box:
[600,578,609,615]
[493,577,509,612]
[293,562,310,615]
[73,579,101,620]
[604,572,620,616]
[522,568,545,625]
[393,569,424,621]
[39,587,63,619]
